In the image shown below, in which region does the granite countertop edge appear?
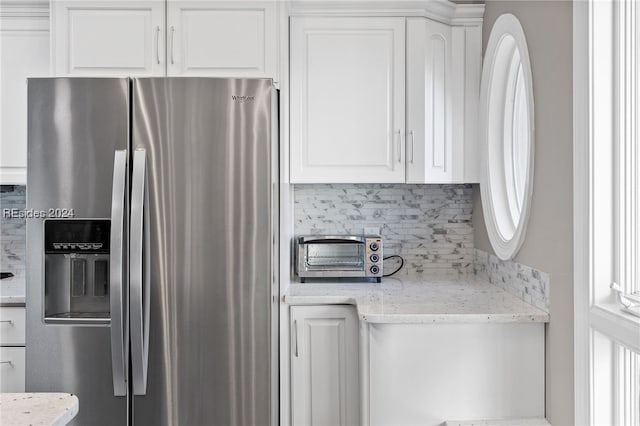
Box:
[0,393,79,426]
[283,275,550,324]
[0,275,26,306]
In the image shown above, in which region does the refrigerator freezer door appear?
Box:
[131,78,276,426]
[26,78,130,425]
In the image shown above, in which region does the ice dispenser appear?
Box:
[44,219,111,323]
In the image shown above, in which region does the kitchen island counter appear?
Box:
[284,275,549,323]
[0,393,79,426]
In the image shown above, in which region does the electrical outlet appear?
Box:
[364,227,380,236]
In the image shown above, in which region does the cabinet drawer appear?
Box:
[0,307,26,345]
[0,347,25,392]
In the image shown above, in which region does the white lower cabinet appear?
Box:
[367,322,545,425]
[0,347,26,392]
[0,307,26,392]
[290,305,360,426]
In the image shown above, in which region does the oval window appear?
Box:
[480,14,534,260]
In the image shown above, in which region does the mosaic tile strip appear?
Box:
[474,248,550,312]
[0,185,26,278]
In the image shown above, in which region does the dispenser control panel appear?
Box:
[44,219,110,254]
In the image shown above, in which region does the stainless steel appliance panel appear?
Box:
[26,78,130,425]
[131,78,276,426]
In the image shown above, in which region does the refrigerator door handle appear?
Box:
[130,148,150,395]
[110,150,128,397]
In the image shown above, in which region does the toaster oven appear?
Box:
[295,235,383,282]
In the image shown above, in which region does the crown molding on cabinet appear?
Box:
[450,4,485,25]
[0,1,49,18]
[289,0,484,26]
[0,1,49,31]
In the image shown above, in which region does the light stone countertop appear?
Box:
[445,418,551,426]
[284,275,549,323]
[0,275,26,305]
[0,393,79,426]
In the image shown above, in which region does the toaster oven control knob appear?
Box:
[370,265,380,275]
[369,241,380,252]
[370,254,380,263]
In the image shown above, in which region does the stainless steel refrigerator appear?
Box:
[26,77,279,426]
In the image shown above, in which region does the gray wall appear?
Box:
[472,1,574,424]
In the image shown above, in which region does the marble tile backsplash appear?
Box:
[0,185,26,277]
[294,184,474,275]
[474,248,550,312]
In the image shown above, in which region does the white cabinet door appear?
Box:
[52,0,165,76]
[167,1,277,78]
[290,17,406,183]
[0,308,26,346]
[452,25,482,183]
[0,347,25,392]
[406,17,453,183]
[290,305,359,426]
[368,323,544,424]
[0,308,26,392]
[0,12,49,184]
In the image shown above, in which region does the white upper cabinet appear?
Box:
[51,0,278,78]
[406,19,482,184]
[166,1,277,77]
[52,1,165,76]
[0,3,50,184]
[290,13,482,184]
[290,17,406,183]
[406,18,453,183]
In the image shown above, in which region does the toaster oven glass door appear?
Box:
[305,243,365,271]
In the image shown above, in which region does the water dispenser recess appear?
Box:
[44,219,111,324]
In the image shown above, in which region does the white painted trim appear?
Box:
[574,0,640,423]
[450,4,485,26]
[573,0,591,423]
[0,1,48,19]
[278,2,293,426]
[479,13,535,260]
[0,2,48,31]
[359,320,370,426]
[590,305,640,355]
[0,168,27,185]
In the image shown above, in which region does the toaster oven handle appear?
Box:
[298,235,366,244]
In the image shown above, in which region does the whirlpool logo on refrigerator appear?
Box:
[232,95,255,104]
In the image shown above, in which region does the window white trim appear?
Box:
[480,13,535,260]
[574,0,640,423]
[614,0,639,299]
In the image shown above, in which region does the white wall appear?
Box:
[472,1,574,424]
